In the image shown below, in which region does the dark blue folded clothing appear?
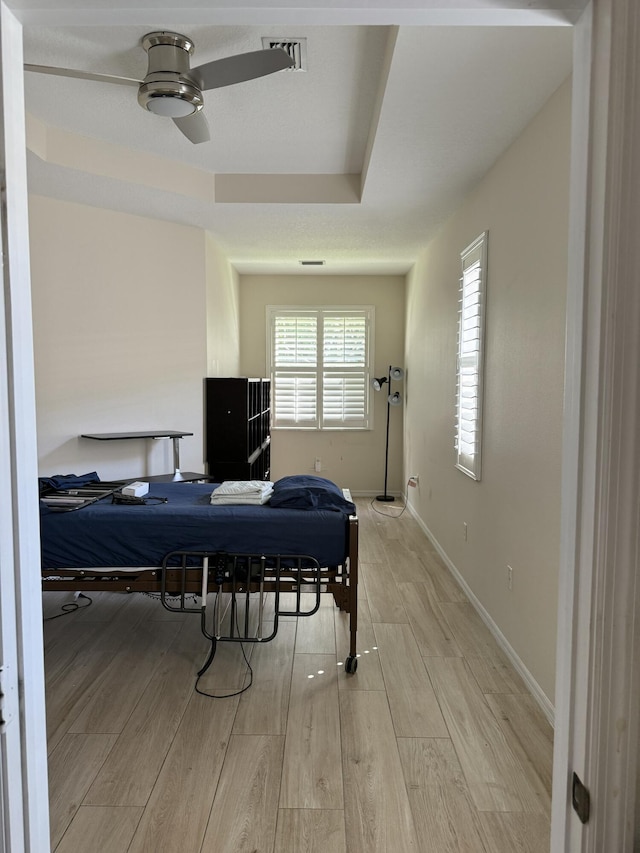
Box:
[270,474,355,514]
[39,471,100,492]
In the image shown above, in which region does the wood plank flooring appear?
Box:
[44,499,553,852]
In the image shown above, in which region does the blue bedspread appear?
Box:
[40,481,352,570]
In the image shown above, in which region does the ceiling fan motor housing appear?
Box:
[138,31,203,118]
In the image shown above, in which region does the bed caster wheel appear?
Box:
[345,655,358,674]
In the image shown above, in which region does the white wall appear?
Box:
[29,196,237,479]
[404,77,572,704]
[239,274,405,493]
[205,233,240,378]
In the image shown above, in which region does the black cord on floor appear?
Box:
[44,592,93,620]
[368,477,417,518]
[370,496,408,518]
[137,590,253,695]
[193,630,254,700]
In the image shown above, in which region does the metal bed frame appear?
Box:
[42,512,359,674]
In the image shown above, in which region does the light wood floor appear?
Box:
[43,498,553,853]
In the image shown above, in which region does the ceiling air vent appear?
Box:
[262,37,307,71]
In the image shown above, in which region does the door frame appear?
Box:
[0,4,50,850]
[2,1,639,850]
[552,0,640,849]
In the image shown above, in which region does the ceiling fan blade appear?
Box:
[24,63,141,88]
[189,48,293,92]
[173,110,210,144]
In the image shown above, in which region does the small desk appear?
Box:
[80,430,194,480]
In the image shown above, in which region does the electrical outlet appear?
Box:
[314,457,322,473]
[463,522,468,541]
[408,474,419,488]
[507,565,513,590]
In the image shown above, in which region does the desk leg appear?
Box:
[172,436,182,479]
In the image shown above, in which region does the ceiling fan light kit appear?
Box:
[138,79,203,117]
[25,30,293,144]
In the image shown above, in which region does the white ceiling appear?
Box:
[12,1,577,275]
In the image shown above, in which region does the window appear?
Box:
[455,232,488,480]
[267,306,374,429]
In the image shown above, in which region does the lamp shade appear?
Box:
[390,366,405,381]
[371,376,388,391]
[388,391,402,406]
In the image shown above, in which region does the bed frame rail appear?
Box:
[159,550,324,646]
[42,513,359,673]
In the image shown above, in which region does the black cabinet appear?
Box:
[205,377,271,481]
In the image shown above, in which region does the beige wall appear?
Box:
[239,275,405,492]
[205,233,240,378]
[404,77,571,704]
[29,196,237,479]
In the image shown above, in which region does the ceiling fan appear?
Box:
[24,31,294,144]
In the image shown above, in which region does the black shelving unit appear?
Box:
[205,377,271,481]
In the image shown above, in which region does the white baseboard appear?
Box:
[405,499,555,727]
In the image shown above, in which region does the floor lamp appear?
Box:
[371,365,404,502]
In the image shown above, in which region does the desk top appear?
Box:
[81,431,193,441]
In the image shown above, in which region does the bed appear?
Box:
[40,476,359,673]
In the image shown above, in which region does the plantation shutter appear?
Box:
[455,232,488,479]
[322,312,369,428]
[268,307,373,429]
[272,312,318,427]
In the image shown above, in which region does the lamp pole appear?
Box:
[377,365,395,502]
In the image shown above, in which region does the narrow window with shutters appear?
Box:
[267,306,374,430]
[455,232,488,479]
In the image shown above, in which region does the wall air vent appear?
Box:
[262,37,307,71]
